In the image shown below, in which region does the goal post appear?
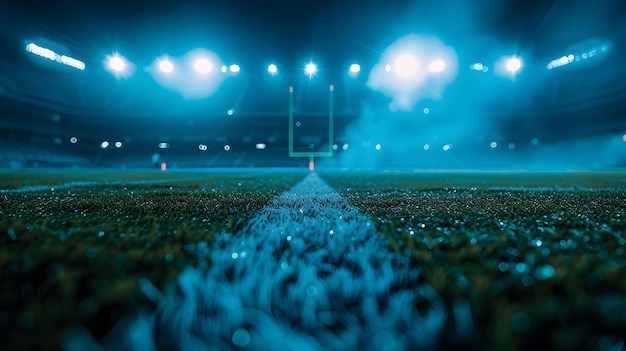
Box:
[288,84,334,170]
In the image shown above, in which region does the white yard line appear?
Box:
[66,172,453,351]
[0,176,212,194]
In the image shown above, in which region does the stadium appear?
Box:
[1,0,626,350]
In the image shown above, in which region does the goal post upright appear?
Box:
[288,84,335,170]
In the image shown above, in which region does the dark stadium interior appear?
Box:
[1,0,625,169]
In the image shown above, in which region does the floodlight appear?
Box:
[26,43,55,61]
[105,53,134,78]
[428,59,445,73]
[194,58,212,74]
[470,62,484,71]
[108,55,126,72]
[25,42,85,70]
[304,62,317,77]
[159,59,174,73]
[392,54,418,78]
[506,57,522,73]
[347,63,361,78]
[268,64,278,75]
[229,64,240,73]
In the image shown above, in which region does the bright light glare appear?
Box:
[159,59,173,73]
[25,42,85,70]
[100,141,109,149]
[268,64,278,75]
[194,58,213,74]
[229,64,240,73]
[367,34,459,111]
[255,143,266,150]
[305,62,317,77]
[470,62,484,71]
[506,57,522,72]
[26,43,55,61]
[349,63,361,73]
[428,59,445,73]
[109,55,126,72]
[393,54,419,78]
[115,141,123,148]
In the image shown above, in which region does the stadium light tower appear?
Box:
[268,63,278,75]
[305,62,318,78]
[348,63,361,77]
[108,54,126,72]
[428,59,445,73]
[506,57,522,73]
[392,54,419,78]
[194,58,213,74]
[105,53,134,78]
[159,58,174,73]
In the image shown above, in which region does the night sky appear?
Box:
[1,0,560,65]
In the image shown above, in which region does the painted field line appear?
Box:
[66,173,459,351]
[0,176,212,194]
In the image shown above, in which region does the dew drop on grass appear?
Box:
[534,265,556,280]
[498,262,509,272]
[7,227,17,240]
[232,328,250,347]
[521,275,534,287]
[515,262,530,274]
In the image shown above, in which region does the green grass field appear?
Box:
[1,169,625,350]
